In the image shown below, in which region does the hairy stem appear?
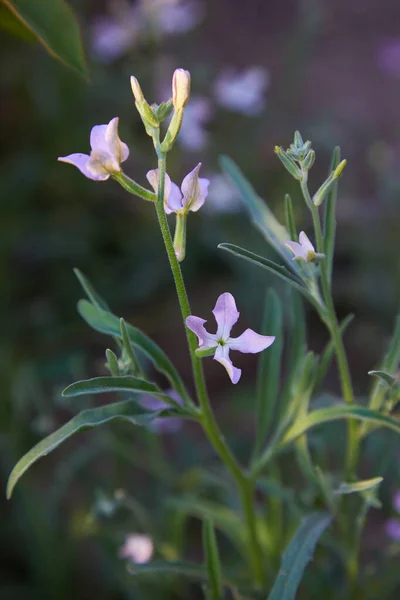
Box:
[154,153,264,588]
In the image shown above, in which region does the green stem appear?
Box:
[113,171,156,202]
[154,153,264,589]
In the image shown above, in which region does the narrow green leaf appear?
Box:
[368,370,396,388]
[284,194,297,241]
[323,146,341,283]
[168,497,247,560]
[219,156,300,274]
[7,400,165,498]
[334,477,383,495]
[254,290,283,456]
[280,292,307,412]
[74,269,110,312]
[218,243,320,311]
[4,0,87,76]
[203,520,223,599]
[77,299,190,405]
[369,313,400,412]
[267,513,331,600]
[281,405,400,448]
[127,561,246,592]
[120,318,143,376]
[314,314,354,390]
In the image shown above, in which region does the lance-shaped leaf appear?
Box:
[280,292,306,413]
[62,376,188,412]
[6,400,170,499]
[253,289,283,457]
[203,519,223,600]
[77,299,191,405]
[3,0,87,77]
[74,268,110,311]
[314,314,354,390]
[218,243,321,311]
[267,513,331,600]
[334,477,383,495]
[368,370,396,388]
[219,156,301,275]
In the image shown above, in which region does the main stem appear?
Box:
[155,153,264,588]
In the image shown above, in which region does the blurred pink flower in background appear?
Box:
[377,38,400,77]
[205,173,241,213]
[214,67,270,116]
[91,0,205,62]
[119,533,154,563]
[178,96,214,151]
[139,389,184,433]
[385,491,400,541]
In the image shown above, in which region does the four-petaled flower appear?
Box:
[119,533,153,563]
[285,231,325,262]
[186,292,275,384]
[147,163,209,214]
[58,117,129,181]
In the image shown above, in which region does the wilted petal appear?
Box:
[284,240,308,261]
[299,231,315,253]
[186,316,218,348]
[214,345,241,384]
[58,153,109,181]
[181,163,209,211]
[229,329,275,353]
[147,169,182,213]
[119,534,153,563]
[105,117,129,163]
[212,292,240,340]
[90,124,109,154]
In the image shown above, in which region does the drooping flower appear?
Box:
[214,67,270,116]
[186,292,275,384]
[147,163,209,214]
[58,117,129,181]
[284,231,325,262]
[119,533,153,563]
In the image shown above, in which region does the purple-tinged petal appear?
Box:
[284,240,308,261]
[167,181,184,213]
[58,153,109,181]
[105,117,129,163]
[119,534,153,563]
[299,231,315,253]
[214,344,241,384]
[229,329,275,354]
[147,169,181,214]
[212,292,240,340]
[90,124,109,154]
[186,316,218,348]
[87,152,119,176]
[385,518,400,541]
[181,163,209,212]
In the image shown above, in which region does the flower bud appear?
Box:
[333,159,347,178]
[275,146,303,181]
[130,76,144,103]
[172,69,191,110]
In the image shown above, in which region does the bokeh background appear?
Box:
[1,0,400,598]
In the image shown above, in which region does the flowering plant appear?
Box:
[7,68,400,600]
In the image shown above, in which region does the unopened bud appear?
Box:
[275,146,303,181]
[172,69,191,110]
[130,76,144,103]
[294,130,304,148]
[302,150,315,171]
[333,159,347,178]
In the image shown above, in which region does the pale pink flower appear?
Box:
[147,163,209,214]
[58,118,129,181]
[214,67,270,116]
[284,231,324,262]
[186,292,275,384]
[119,534,153,563]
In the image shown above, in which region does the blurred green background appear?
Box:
[1,0,400,598]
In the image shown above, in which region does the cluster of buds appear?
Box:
[275,131,347,207]
[131,68,191,152]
